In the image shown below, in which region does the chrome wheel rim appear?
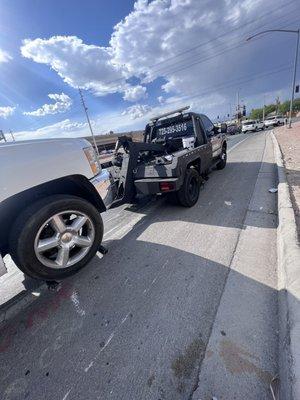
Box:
[34,210,95,269]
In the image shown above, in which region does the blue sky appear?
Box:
[0,0,299,140]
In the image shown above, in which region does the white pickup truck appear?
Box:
[0,138,115,281]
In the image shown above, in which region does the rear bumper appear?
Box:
[134,177,181,195]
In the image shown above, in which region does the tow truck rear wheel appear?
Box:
[9,195,103,281]
[175,168,201,207]
[217,146,227,170]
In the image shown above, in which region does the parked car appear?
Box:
[241,119,264,133]
[264,115,285,128]
[227,123,241,135]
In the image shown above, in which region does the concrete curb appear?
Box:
[271,132,300,400]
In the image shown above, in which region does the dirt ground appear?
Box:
[275,121,300,240]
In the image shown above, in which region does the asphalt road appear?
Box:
[0,132,278,400]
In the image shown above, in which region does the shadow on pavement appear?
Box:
[0,197,282,400]
[125,160,280,230]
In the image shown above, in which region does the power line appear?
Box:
[143,15,300,78]
[157,64,292,109]
[148,0,299,73]
[189,64,291,100]
[101,8,299,88]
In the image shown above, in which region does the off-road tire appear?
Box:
[217,146,227,170]
[176,168,201,207]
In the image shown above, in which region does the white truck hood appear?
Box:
[0,138,95,203]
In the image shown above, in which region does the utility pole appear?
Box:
[275,96,280,114]
[236,90,240,124]
[262,94,266,122]
[9,130,15,142]
[78,88,100,158]
[289,29,299,128]
[247,29,300,128]
[0,130,7,142]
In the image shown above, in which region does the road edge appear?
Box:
[271,131,300,400]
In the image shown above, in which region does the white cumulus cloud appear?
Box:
[0,48,12,63]
[20,35,144,99]
[123,85,147,102]
[23,93,72,116]
[18,0,296,131]
[0,106,16,119]
[122,104,152,119]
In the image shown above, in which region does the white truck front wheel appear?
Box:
[9,195,103,280]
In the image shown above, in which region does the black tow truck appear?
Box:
[106,106,227,208]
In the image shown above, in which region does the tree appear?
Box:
[247,97,300,120]
[250,108,263,120]
[264,104,276,116]
[293,97,300,112]
[279,100,290,114]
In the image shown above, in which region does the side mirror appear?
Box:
[220,123,227,133]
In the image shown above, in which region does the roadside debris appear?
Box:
[270,375,279,400]
[46,280,62,292]
[268,188,278,193]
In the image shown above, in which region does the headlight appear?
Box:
[84,147,100,175]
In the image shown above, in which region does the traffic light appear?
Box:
[296,85,299,93]
[242,105,246,116]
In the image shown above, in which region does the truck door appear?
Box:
[200,115,222,158]
[194,116,212,173]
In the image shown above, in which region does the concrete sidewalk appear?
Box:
[275,122,300,240]
[192,132,278,399]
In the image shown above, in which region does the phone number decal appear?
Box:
[158,123,188,136]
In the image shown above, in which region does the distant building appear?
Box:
[83,130,144,152]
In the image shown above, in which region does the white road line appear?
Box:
[143,260,169,295]
[227,135,251,154]
[84,312,131,373]
[83,260,170,373]
[62,389,71,400]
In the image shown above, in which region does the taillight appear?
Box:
[160,182,175,192]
